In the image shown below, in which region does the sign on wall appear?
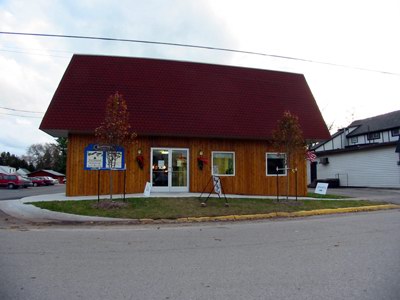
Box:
[84,144,125,170]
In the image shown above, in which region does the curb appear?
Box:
[151,204,400,224]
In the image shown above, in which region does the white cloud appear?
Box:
[0,0,399,157]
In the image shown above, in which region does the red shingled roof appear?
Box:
[40,54,330,140]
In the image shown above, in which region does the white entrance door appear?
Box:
[151,148,189,192]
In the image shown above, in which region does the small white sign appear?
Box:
[144,182,152,197]
[158,160,165,169]
[106,151,123,169]
[315,182,329,195]
[213,176,222,196]
[86,151,103,169]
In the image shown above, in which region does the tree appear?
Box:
[95,92,137,201]
[0,151,29,170]
[271,111,305,199]
[54,138,68,174]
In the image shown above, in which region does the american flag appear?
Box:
[306,151,317,162]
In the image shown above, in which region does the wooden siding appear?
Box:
[66,135,308,197]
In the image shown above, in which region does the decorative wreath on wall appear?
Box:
[136,155,144,169]
[197,156,208,170]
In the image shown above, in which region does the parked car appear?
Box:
[37,176,55,186]
[21,177,33,188]
[30,177,46,187]
[0,173,25,189]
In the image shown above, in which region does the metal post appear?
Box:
[123,168,126,201]
[97,169,100,203]
[276,166,279,202]
[295,168,298,201]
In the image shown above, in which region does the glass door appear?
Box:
[151,148,189,192]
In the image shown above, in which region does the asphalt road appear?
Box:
[324,187,400,204]
[0,184,66,200]
[1,210,399,300]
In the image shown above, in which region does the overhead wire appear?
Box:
[1,31,399,76]
[0,106,44,114]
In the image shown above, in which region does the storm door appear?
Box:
[151,148,189,192]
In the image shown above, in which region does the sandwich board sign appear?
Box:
[315,182,329,195]
[143,182,152,197]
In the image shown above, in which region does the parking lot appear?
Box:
[0,184,66,201]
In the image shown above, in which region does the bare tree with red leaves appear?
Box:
[95,92,137,201]
[272,111,305,199]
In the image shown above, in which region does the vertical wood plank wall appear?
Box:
[66,135,307,197]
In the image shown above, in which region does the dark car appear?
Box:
[21,177,33,188]
[0,173,25,189]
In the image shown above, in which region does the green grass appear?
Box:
[306,192,351,199]
[28,197,385,220]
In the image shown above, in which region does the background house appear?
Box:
[0,165,16,174]
[16,168,30,177]
[28,169,66,183]
[311,110,400,188]
[40,55,330,196]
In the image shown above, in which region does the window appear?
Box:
[367,132,380,140]
[392,128,400,137]
[351,137,358,144]
[212,152,235,176]
[266,153,287,176]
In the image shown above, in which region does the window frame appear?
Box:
[350,136,358,144]
[391,128,400,137]
[367,132,380,140]
[266,152,287,176]
[211,151,235,176]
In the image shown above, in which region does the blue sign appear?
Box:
[84,144,125,170]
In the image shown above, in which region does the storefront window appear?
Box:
[212,152,235,176]
[266,153,287,176]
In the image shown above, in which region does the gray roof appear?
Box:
[347,110,400,137]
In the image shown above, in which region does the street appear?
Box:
[0,184,65,201]
[1,210,399,300]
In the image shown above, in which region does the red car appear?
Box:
[37,176,55,186]
[0,173,25,189]
[30,177,46,187]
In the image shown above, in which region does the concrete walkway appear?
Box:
[0,189,398,223]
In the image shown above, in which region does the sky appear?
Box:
[0,0,399,156]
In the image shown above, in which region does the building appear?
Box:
[0,165,16,174]
[16,168,30,177]
[312,110,400,188]
[40,54,329,196]
[28,169,66,183]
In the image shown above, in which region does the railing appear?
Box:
[335,173,348,187]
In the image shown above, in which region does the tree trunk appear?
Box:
[286,155,290,200]
[109,169,113,201]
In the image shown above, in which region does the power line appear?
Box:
[1,31,399,77]
[0,106,44,114]
[0,112,42,118]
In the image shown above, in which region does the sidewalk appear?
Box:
[0,192,315,223]
[0,191,398,224]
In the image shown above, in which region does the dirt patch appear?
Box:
[92,201,129,210]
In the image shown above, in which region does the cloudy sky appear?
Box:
[1,0,399,156]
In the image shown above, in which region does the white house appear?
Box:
[0,165,17,174]
[311,110,400,188]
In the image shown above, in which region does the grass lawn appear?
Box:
[28,196,385,220]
